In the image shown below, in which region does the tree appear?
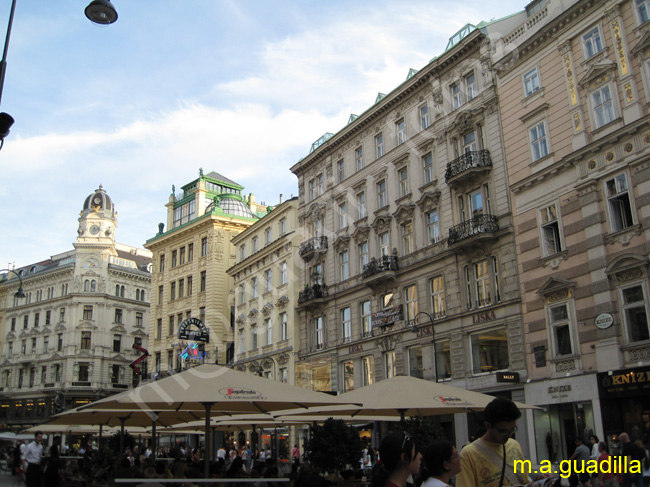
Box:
[394,416,445,451]
[107,431,136,456]
[306,418,363,478]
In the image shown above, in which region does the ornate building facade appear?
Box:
[290,20,528,446]
[494,0,650,462]
[0,186,152,429]
[144,171,266,377]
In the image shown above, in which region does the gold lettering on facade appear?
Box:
[564,54,578,106]
[348,344,363,353]
[612,20,628,76]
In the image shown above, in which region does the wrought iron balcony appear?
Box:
[445,149,492,184]
[362,255,399,278]
[299,236,328,261]
[448,214,499,245]
[298,283,328,305]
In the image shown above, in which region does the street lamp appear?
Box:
[0,268,26,299]
[85,0,118,25]
[411,311,437,382]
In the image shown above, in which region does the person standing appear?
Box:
[621,433,646,487]
[421,439,462,487]
[569,437,591,487]
[24,431,44,487]
[597,442,617,487]
[370,431,421,487]
[43,436,61,487]
[456,397,529,487]
[292,444,300,466]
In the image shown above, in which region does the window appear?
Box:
[422,153,433,184]
[265,269,272,293]
[280,367,288,383]
[159,254,165,272]
[111,364,121,384]
[398,167,409,197]
[158,285,164,304]
[113,334,122,353]
[337,159,345,183]
[179,246,186,265]
[240,245,246,261]
[10,317,15,331]
[200,270,206,292]
[621,284,650,342]
[396,119,406,145]
[430,276,446,318]
[169,315,174,335]
[41,366,46,384]
[452,82,463,109]
[34,313,39,328]
[43,336,49,354]
[171,250,177,268]
[338,202,348,229]
[281,262,287,285]
[178,278,184,298]
[471,328,509,374]
[358,242,368,271]
[23,315,28,329]
[239,284,246,304]
[436,339,452,380]
[401,222,413,254]
[540,203,563,256]
[114,308,123,324]
[529,120,549,162]
[308,179,316,200]
[170,281,176,301]
[637,0,650,23]
[591,85,615,129]
[375,134,384,159]
[355,147,364,171]
[173,200,195,228]
[379,232,390,257]
[463,130,477,154]
[356,191,366,219]
[420,104,430,130]
[136,312,143,327]
[57,333,63,351]
[606,173,634,232]
[156,319,162,339]
[80,331,91,350]
[384,351,396,378]
[265,227,272,244]
[280,218,287,235]
[340,251,349,280]
[362,356,375,386]
[239,330,245,353]
[427,210,440,244]
[280,312,287,341]
[466,258,500,309]
[465,72,477,101]
[524,67,540,96]
[340,307,352,343]
[549,302,574,356]
[265,317,272,346]
[188,243,193,262]
[316,174,323,196]
[31,337,36,353]
[83,305,93,320]
[251,277,258,298]
[314,316,324,350]
[201,237,208,256]
[360,300,372,338]
[582,26,603,59]
[404,285,418,326]
[408,346,423,379]
[377,180,387,208]
[343,361,354,391]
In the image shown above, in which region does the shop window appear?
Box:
[470,327,509,374]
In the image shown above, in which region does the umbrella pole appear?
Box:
[202,402,214,479]
[151,418,157,460]
[119,417,126,456]
[98,424,103,451]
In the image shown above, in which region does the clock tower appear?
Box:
[77,185,117,244]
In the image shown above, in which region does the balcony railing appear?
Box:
[448,214,499,245]
[299,236,328,258]
[298,283,328,305]
[445,150,492,182]
[362,255,399,278]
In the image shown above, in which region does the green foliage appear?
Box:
[107,431,136,456]
[306,418,363,474]
[394,416,445,451]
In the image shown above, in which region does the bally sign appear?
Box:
[178,317,210,343]
[371,305,403,328]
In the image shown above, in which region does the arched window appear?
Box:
[120,286,125,298]
[140,290,145,301]
[116,285,120,297]
[84,280,90,292]
[136,289,140,300]
[91,280,96,292]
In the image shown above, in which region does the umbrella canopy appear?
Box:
[22,424,150,435]
[275,375,537,419]
[81,364,358,413]
[44,406,205,428]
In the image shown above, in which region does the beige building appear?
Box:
[494,0,650,462]
[290,19,527,446]
[0,186,152,429]
[226,196,301,457]
[144,170,266,378]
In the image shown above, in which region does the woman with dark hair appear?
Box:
[370,431,421,487]
[421,440,461,487]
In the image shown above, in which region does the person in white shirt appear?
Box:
[23,431,44,487]
[217,445,226,461]
[421,439,462,487]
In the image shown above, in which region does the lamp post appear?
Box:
[0,268,26,299]
[411,311,437,382]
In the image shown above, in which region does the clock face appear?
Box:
[89,225,100,235]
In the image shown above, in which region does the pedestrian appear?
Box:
[569,437,591,487]
[621,433,646,487]
[43,436,61,487]
[370,431,421,487]
[292,444,300,466]
[455,397,529,487]
[24,430,44,487]
[598,442,617,487]
[421,439,462,487]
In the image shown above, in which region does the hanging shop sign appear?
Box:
[595,313,614,330]
[178,317,209,343]
[371,305,403,328]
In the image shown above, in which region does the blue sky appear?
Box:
[0,0,525,268]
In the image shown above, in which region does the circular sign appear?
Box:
[595,313,614,330]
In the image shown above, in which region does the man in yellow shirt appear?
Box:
[456,397,529,487]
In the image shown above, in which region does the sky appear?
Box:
[0,0,525,269]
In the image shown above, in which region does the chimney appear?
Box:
[279,194,283,204]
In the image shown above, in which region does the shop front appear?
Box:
[597,365,650,447]
[525,374,602,464]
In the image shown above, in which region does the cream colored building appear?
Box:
[226,196,301,457]
[290,19,527,446]
[0,186,151,429]
[144,170,266,377]
[494,0,650,462]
